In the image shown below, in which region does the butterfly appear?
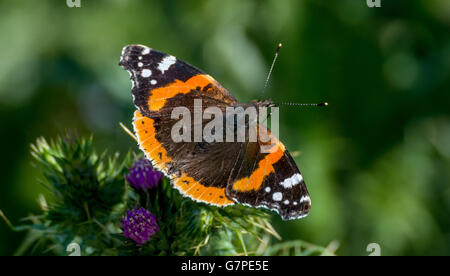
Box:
[119,44,310,220]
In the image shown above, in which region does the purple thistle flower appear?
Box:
[121,207,158,245]
[126,158,163,190]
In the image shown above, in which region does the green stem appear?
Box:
[235,230,248,256]
[0,209,17,231]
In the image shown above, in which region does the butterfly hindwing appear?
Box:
[225,129,311,220]
[122,44,238,206]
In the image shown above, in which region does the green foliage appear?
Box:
[16,133,131,255]
[31,133,129,227]
[119,177,277,256]
[2,133,332,256]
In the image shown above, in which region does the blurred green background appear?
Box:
[1,0,449,256]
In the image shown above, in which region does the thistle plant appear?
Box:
[121,207,159,245]
[0,131,336,256]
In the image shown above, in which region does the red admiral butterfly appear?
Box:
[119,44,311,220]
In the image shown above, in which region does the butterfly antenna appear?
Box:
[259,43,328,108]
[274,102,329,107]
[260,43,282,99]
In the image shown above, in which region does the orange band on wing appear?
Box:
[133,111,172,172]
[232,141,285,192]
[174,173,234,206]
[134,110,234,207]
[148,74,215,111]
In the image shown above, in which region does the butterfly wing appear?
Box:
[120,44,237,116]
[225,125,311,220]
[133,109,239,206]
[121,44,239,206]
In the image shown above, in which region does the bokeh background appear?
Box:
[1,0,449,256]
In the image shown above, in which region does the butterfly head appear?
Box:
[252,99,275,108]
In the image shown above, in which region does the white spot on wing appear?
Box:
[138,62,143,67]
[141,69,152,78]
[265,187,271,193]
[120,48,126,62]
[300,195,310,204]
[141,47,150,55]
[283,200,290,205]
[280,173,303,189]
[272,192,282,201]
[158,55,176,74]
[151,79,157,85]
